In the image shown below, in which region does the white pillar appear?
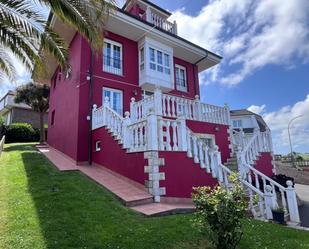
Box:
[92,104,97,129]
[177,115,187,151]
[154,88,163,116]
[130,97,136,122]
[286,180,300,223]
[146,6,152,23]
[147,110,158,151]
[122,111,131,149]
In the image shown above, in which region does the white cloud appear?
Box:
[248,96,309,153]
[172,0,309,86]
[247,104,266,115]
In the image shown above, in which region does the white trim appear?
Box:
[175,64,187,92]
[103,39,123,76]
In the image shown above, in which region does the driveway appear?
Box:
[295,184,309,227]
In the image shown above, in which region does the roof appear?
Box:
[230,109,268,132]
[0,90,15,102]
[122,0,172,16]
[117,7,222,60]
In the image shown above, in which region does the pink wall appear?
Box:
[170,57,199,99]
[92,127,147,185]
[186,120,231,163]
[159,151,218,198]
[128,4,146,20]
[255,152,274,177]
[48,34,84,161]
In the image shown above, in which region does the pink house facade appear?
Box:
[45,0,300,223]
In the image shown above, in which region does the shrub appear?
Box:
[4,123,39,143]
[192,173,248,249]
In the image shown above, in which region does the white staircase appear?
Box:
[92,92,300,224]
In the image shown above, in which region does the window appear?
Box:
[51,110,55,125]
[175,65,187,92]
[232,120,243,128]
[148,47,171,74]
[140,47,145,71]
[95,140,101,152]
[103,39,122,75]
[103,87,123,115]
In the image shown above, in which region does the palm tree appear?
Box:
[15,83,50,144]
[0,0,115,81]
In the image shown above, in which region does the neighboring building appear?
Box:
[40,0,299,223]
[0,90,48,129]
[230,109,269,133]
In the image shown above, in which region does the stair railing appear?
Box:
[233,128,300,223]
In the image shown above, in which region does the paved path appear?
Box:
[36,145,194,216]
[295,184,309,227]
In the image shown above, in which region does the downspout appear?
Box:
[88,48,94,165]
[193,52,208,96]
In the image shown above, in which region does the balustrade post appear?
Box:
[194,95,202,121]
[146,6,152,23]
[177,115,187,151]
[154,88,163,116]
[147,109,159,151]
[122,112,131,149]
[130,97,136,122]
[173,20,178,35]
[92,104,97,129]
[286,181,300,223]
[264,185,276,219]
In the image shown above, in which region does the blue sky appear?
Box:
[1,0,309,154]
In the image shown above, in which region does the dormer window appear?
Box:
[103,39,123,75]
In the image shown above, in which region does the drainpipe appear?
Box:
[193,53,208,96]
[88,48,94,165]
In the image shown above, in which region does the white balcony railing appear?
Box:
[130,89,230,125]
[146,7,177,35]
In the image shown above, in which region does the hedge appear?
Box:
[4,123,40,143]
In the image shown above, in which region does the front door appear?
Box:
[103,87,123,115]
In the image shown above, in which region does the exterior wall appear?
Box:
[81,31,142,114]
[159,151,218,198]
[92,127,147,185]
[186,120,231,163]
[48,33,85,162]
[255,152,274,177]
[231,115,258,129]
[128,4,146,20]
[11,108,48,129]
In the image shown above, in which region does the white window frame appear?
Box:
[232,119,243,128]
[102,87,123,115]
[140,47,145,71]
[95,140,101,152]
[103,39,123,75]
[148,47,171,75]
[175,64,187,92]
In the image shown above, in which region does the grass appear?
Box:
[0,143,308,249]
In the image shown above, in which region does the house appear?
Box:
[0,90,48,128]
[42,0,300,223]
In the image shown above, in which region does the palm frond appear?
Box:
[0,44,16,81]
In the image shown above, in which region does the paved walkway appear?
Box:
[295,184,309,227]
[36,145,194,216]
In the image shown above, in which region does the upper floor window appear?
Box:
[148,47,170,75]
[103,39,122,75]
[175,65,187,92]
[232,120,243,128]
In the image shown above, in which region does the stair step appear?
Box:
[125,197,154,207]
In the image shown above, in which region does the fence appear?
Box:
[0,135,5,158]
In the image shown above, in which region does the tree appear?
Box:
[15,83,49,144]
[0,0,115,80]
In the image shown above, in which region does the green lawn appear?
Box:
[0,143,308,249]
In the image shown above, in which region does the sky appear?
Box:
[1,0,309,155]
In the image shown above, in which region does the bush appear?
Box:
[4,123,40,143]
[192,173,248,249]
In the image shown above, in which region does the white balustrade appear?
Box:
[130,95,155,122]
[146,7,177,35]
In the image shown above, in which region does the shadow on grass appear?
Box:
[19,146,206,249]
[4,143,37,152]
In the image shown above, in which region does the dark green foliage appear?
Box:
[192,174,248,249]
[4,123,39,143]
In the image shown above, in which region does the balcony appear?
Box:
[146,8,177,35]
